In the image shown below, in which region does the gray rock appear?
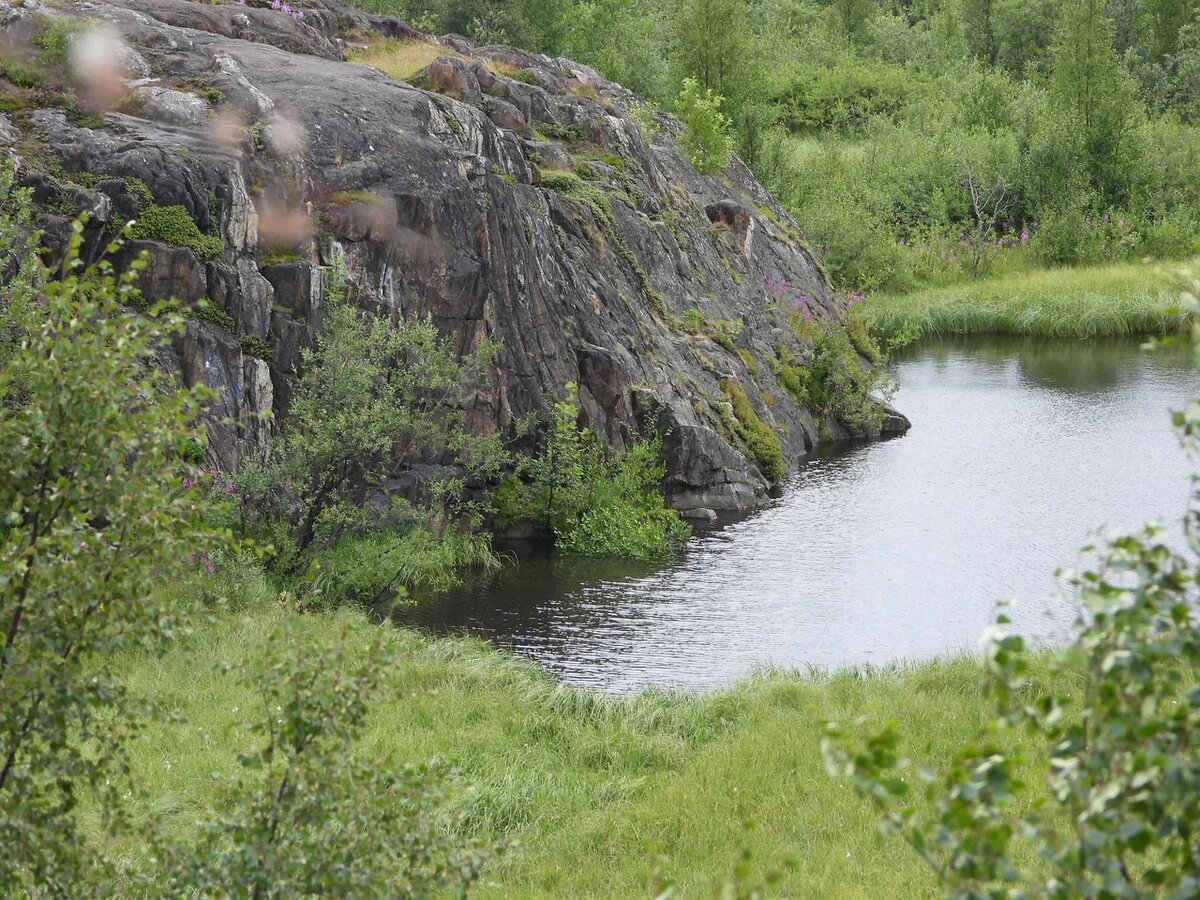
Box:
[136,86,210,127]
[9,0,909,514]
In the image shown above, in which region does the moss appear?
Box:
[535,122,583,143]
[723,379,784,481]
[612,233,666,316]
[737,348,758,375]
[260,248,306,267]
[328,190,382,207]
[720,254,743,285]
[180,78,226,106]
[124,177,154,207]
[132,205,223,260]
[190,302,234,330]
[239,334,275,362]
[539,169,613,228]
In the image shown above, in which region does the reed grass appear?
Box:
[868,259,1193,342]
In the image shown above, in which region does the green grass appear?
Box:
[867,259,1192,341]
[92,597,1076,897]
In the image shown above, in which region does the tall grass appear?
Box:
[93,596,1075,897]
[867,259,1192,342]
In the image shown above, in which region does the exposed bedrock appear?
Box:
[6,0,908,514]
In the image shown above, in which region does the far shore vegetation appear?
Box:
[867,257,1193,341]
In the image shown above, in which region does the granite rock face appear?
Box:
[7,0,908,513]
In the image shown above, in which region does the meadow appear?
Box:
[95,592,1071,898]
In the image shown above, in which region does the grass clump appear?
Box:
[303,529,499,609]
[131,205,223,260]
[348,38,467,84]
[259,248,306,267]
[539,169,613,228]
[722,379,784,480]
[867,259,1191,342]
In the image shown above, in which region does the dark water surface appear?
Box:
[405,336,1200,693]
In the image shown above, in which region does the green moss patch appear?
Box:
[722,378,784,480]
[131,205,223,260]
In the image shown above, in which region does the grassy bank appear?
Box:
[867,260,1191,342]
[97,600,1070,898]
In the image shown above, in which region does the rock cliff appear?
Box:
[3,0,907,515]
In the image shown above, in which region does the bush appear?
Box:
[1029,198,1099,266]
[1138,218,1197,260]
[501,385,690,559]
[1,215,221,892]
[151,614,493,896]
[237,263,504,575]
[675,77,733,175]
[779,55,918,134]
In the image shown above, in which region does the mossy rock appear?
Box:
[722,379,784,481]
[132,205,223,260]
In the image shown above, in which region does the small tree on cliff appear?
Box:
[675,77,734,175]
[239,265,503,571]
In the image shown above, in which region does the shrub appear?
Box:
[675,77,733,175]
[237,263,504,575]
[151,614,493,896]
[0,216,221,892]
[501,385,690,559]
[722,379,784,480]
[131,204,223,260]
[779,56,917,134]
[777,319,891,433]
[1138,219,1197,260]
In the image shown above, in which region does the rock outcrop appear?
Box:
[3,0,908,514]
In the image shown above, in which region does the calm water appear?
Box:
[405,336,1200,693]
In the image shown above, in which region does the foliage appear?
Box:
[867,260,1187,340]
[237,262,504,574]
[0,165,40,375]
[0,217,219,893]
[777,318,892,433]
[304,527,499,608]
[721,379,784,480]
[131,204,224,261]
[501,384,690,559]
[151,614,492,897]
[674,77,733,175]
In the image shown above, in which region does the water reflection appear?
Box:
[402,336,1199,693]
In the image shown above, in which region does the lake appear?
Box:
[404,336,1199,692]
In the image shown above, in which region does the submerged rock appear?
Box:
[7,0,908,512]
